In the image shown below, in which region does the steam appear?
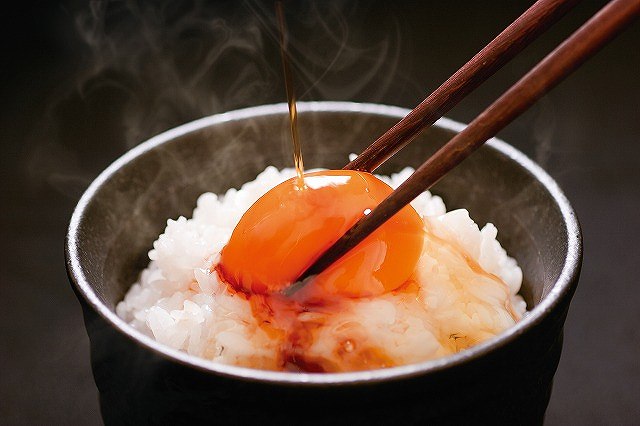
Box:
[25,0,406,198]
[245,1,402,101]
[532,96,557,168]
[73,0,275,148]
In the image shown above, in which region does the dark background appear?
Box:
[2,1,639,424]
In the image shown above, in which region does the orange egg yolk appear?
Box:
[217,170,424,298]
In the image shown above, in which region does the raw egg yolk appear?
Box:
[218,170,424,298]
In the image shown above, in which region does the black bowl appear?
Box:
[66,102,582,425]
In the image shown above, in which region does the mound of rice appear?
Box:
[117,166,526,371]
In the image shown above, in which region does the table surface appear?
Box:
[2,1,639,424]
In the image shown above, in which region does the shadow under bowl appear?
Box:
[66,102,582,425]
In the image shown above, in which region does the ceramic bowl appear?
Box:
[66,102,582,425]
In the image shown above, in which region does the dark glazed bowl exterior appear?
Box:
[66,102,582,425]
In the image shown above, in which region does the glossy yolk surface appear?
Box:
[218,170,424,298]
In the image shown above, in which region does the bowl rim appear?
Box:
[66,101,582,386]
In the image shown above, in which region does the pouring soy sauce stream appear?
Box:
[276,1,305,188]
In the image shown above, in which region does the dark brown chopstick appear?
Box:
[293,0,639,288]
[344,0,580,173]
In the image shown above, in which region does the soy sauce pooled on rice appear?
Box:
[116,165,526,372]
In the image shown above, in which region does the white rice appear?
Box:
[117,165,526,371]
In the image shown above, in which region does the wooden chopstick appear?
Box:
[344,0,580,173]
[294,0,640,287]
